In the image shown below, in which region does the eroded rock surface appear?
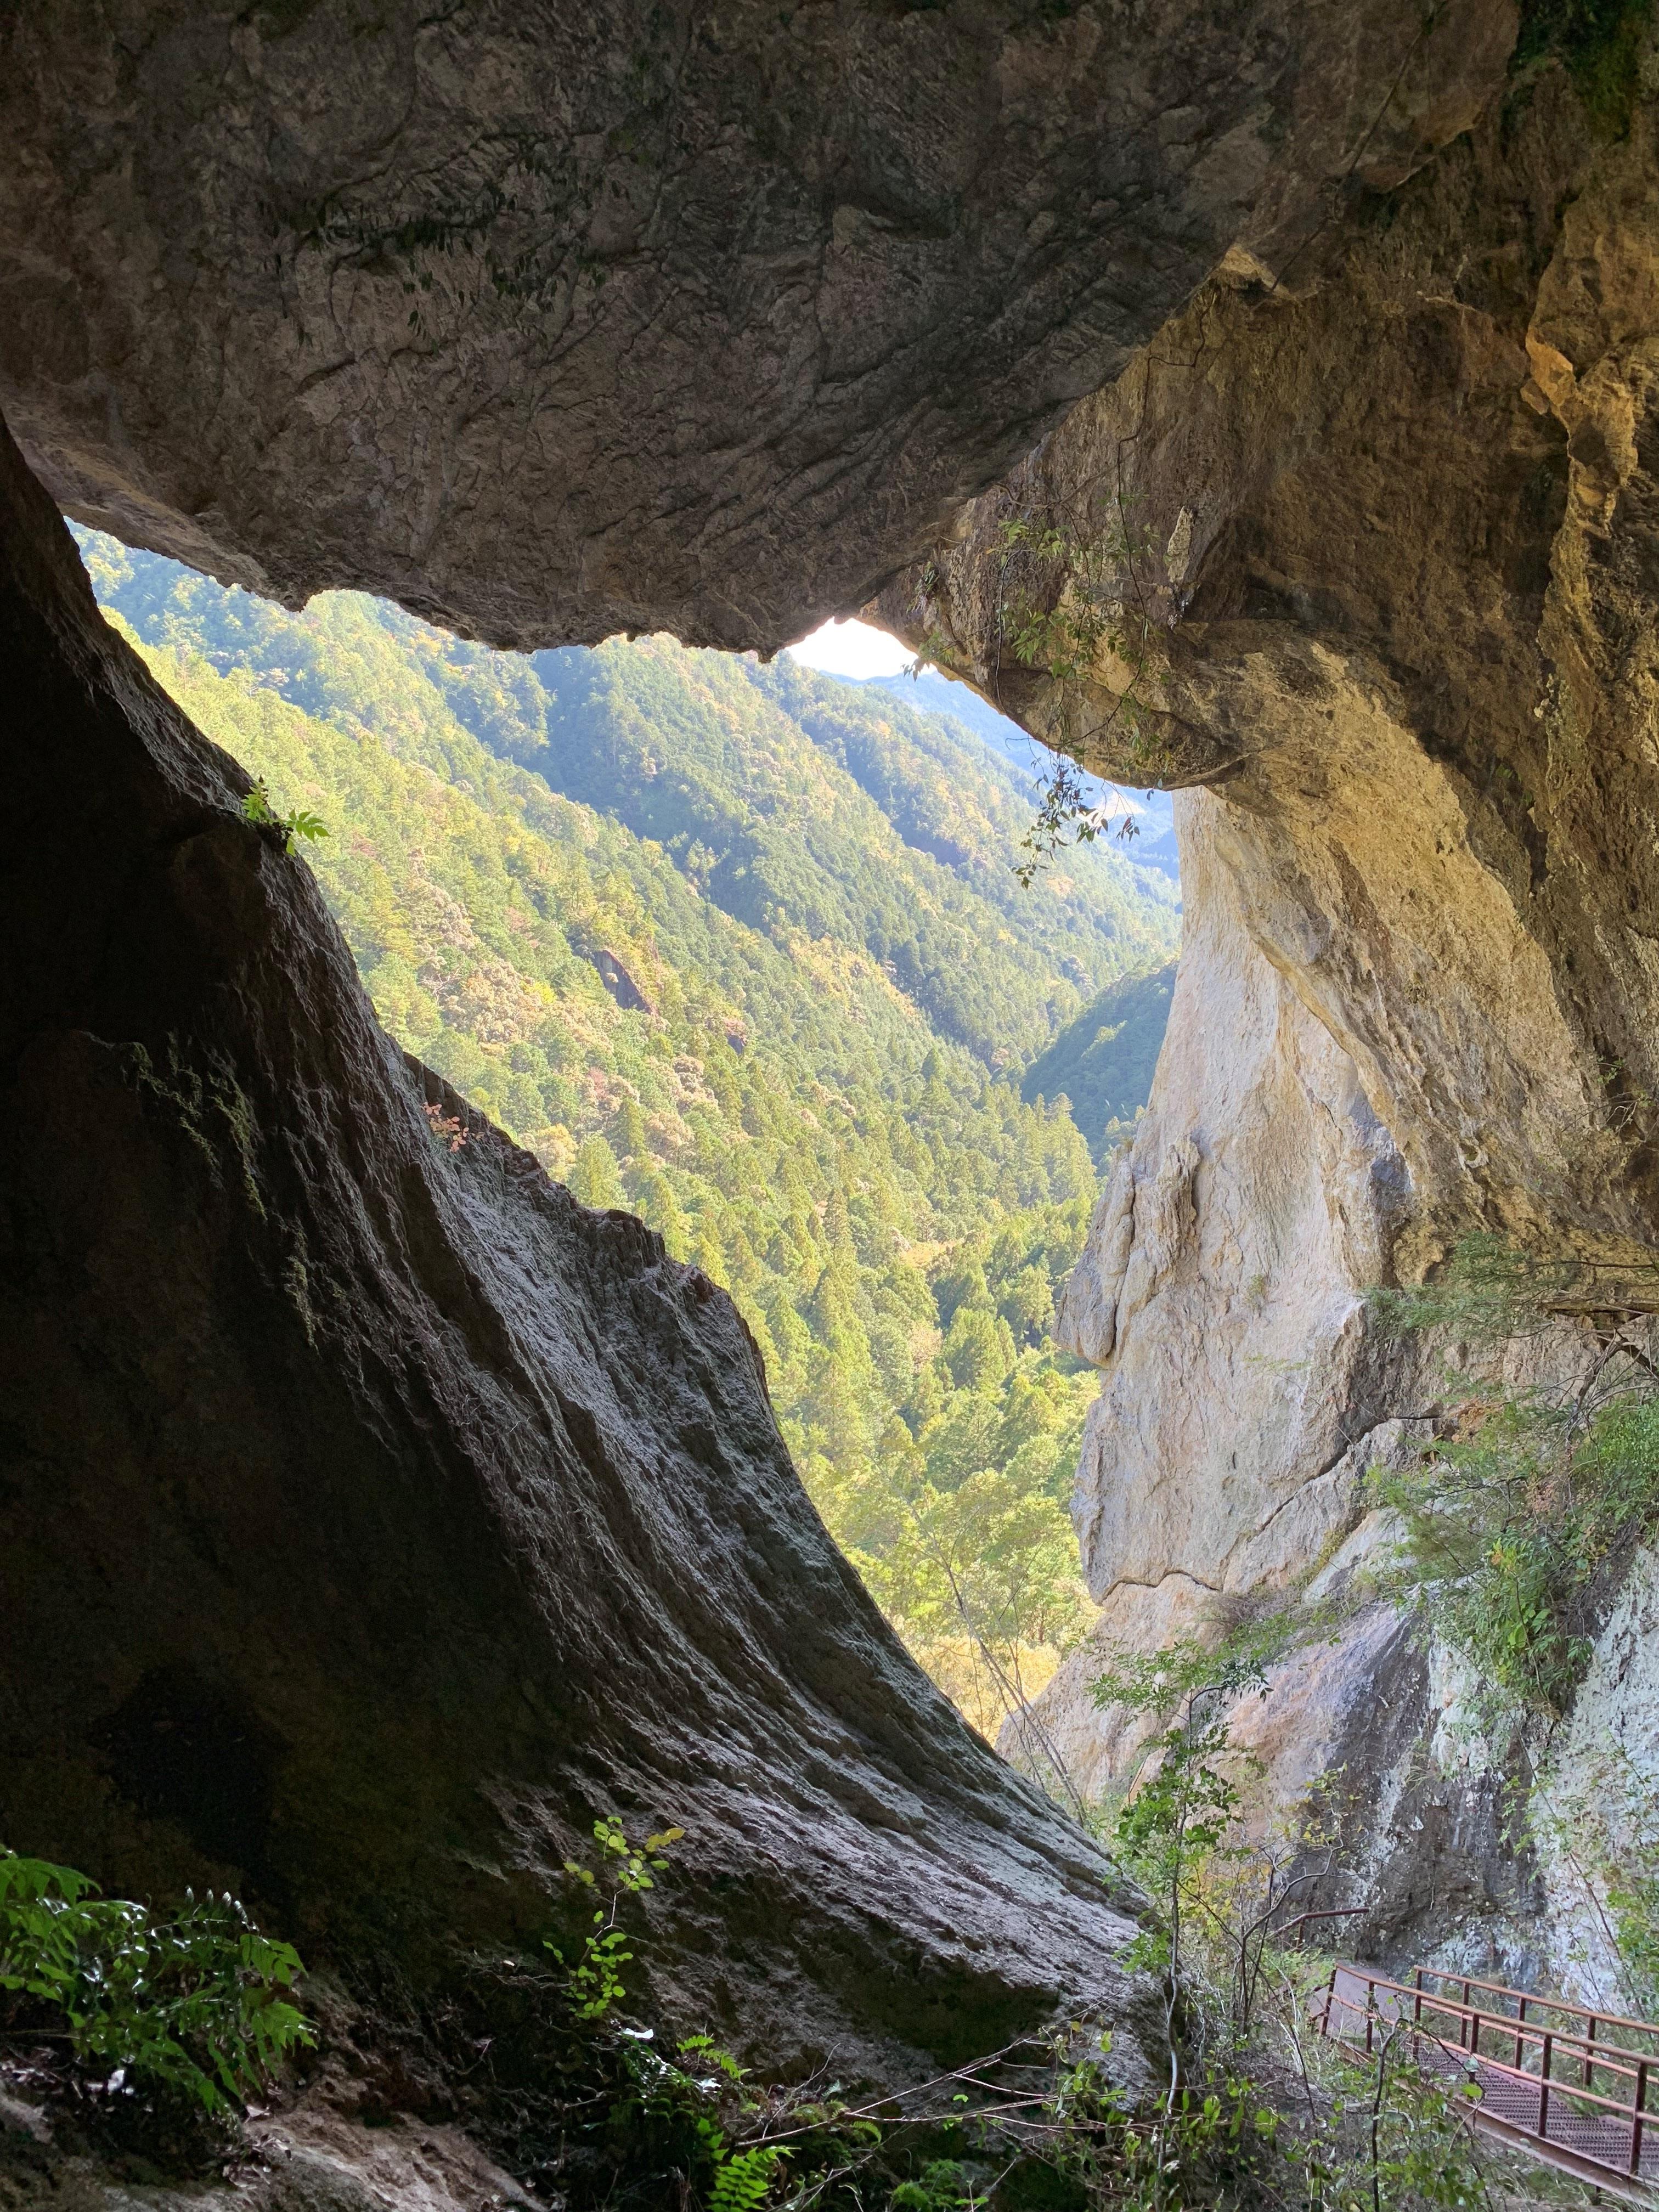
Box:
[1534,1546,1659,2007]
[0,0,1510,648]
[0,2089,532,2212]
[0,414,1156,2109]
[883,76,1659,1261]
[1026,789,1410,1801]
[3,0,1657,2086]
[883,66,1659,1968]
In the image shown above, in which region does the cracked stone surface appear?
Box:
[1,0,1511,650]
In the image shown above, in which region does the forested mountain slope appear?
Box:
[866,668,1182,881]
[1024,966,1178,1165]
[80,531,1180,1728]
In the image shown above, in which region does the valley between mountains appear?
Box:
[81,528,1181,1736]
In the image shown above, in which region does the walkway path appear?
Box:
[1318,1962,1659,2197]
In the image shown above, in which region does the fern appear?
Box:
[709,2143,782,2212]
[0,1849,312,2111]
[242,777,329,852]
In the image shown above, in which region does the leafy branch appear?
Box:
[1366,1235,1659,1720]
[991,498,1175,887]
[0,1849,312,2113]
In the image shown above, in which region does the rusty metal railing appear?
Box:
[1317,1962,1659,2187]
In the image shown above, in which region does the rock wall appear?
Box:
[0,0,1511,650]
[1533,1547,1659,2010]
[3,0,1657,2125]
[879,61,1659,1968]
[882,72,1659,1262]
[0,410,1158,2118]
[1029,787,1409,1802]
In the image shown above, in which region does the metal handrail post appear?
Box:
[1633,2058,1649,2176]
[1539,2032,1552,2141]
[1587,2011,1598,2090]
[1515,1994,1526,2071]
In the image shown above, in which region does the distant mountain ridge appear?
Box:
[480,637,1181,1063]
[1023,964,1178,1164]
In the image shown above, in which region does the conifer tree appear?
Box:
[570,1135,625,1211]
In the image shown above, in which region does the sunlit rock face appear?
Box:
[888,76,1659,1965]
[0,0,1510,651]
[1030,788,1409,1801]
[1537,1548,1659,2007]
[881,83,1659,1265]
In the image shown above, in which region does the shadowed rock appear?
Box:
[7,0,1657,2134]
[0,0,1511,649]
[0,414,1152,2088]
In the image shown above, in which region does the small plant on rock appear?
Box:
[549,1814,685,2023]
[424,1099,471,1153]
[990,497,1176,887]
[0,1848,312,2114]
[242,776,329,853]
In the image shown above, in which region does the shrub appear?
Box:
[549,1815,684,2023]
[1368,1240,1659,1720]
[0,1849,312,2113]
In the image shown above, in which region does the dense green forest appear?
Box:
[1023,965,1176,1165]
[81,531,1181,1732]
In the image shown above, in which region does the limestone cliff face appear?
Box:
[1536,1548,1659,2007]
[879,67,1659,1966]
[0,0,1511,650]
[882,77,1659,1263]
[1030,788,1409,1800]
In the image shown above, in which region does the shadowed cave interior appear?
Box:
[3,0,1659,2203]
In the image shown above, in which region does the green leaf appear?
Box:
[0,1848,312,2113]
